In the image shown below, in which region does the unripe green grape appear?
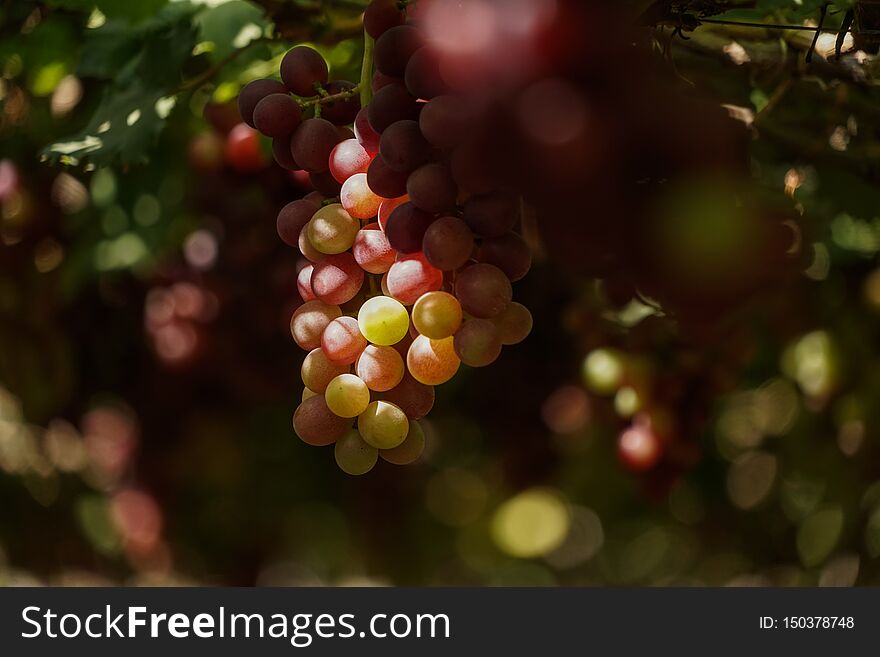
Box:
[380,419,425,465]
[358,400,409,449]
[412,291,462,339]
[358,295,410,346]
[308,203,359,255]
[325,373,371,418]
[335,429,378,475]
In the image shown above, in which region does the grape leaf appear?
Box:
[195,0,269,61]
[45,0,170,23]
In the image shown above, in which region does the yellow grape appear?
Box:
[412,291,462,339]
[334,429,378,475]
[357,295,410,346]
[358,400,409,449]
[325,373,371,418]
[307,203,359,254]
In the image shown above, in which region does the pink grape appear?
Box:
[329,139,372,184]
[341,172,383,220]
[311,252,365,305]
[297,264,317,302]
[293,395,350,446]
[353,223,396,274]
[290,300,342,350]
[321,315,368,365]
[356,344,405,391]
[387,253,443,305]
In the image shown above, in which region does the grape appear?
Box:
[387,253,443,305]
[238,79,288,127]
[353,223,395,274]
[253,93,302,138]
[277,199,318,247]
[291,118,342,173]
[340,172,383,220]
[321,80,361,126]
[379,120,430,173]
[354,108,381,154]
[455,263,512,318]
[297,264,317,302]
[303,190,325,205]
[225,123,266,172]
[358,295,410,346]
[450,140,503,196]
[311,252,365,305]
[453,318,502,367]
[380,419,425,465]
[298,225,324,263]
[281,46,329,97]
[309,170,342,196]
[406,335,460,385]
[335,429,378,475]
[368,83,421,133]
[329,139,372,184]
[325,373,371,418]
[366,155,409,199]
[404,48,449,100]
[384,203,435,254]
[407,163,457,213]
[372,70,397,92]
[477,233,532,282]
[491,302,532,345]
[307,203,360,254]
[420,95,470,150]
[382,372,434,419]
[356,344,405,392]
[618,420,662,472]
[301,347,349,393]
[374,25,424,78]
[364,0,405,38]
[290,300,342,350]
[412,291,462,339]
[422,215,474,271]
[293,395,350,446]
[302,388,318,402]
[463,191,518,237]
[322,315,368,365]
[358,400,409,449]
[272,136,299,170]
[378,195,408,231]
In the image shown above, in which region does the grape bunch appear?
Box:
[238,1,533,474]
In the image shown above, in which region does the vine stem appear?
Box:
[360,29,375,108]
[298,84,362,110]
[699,18,849,32]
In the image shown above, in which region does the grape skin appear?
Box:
[307,204,360,255]
[407,335,460,386]
[301,348,349,393]
[238,79,288,128]
[366,155,409,199]
[453,318,502,367]
[364,0,405,39]
[356,344,405,392]
[298,225,325,263]
[387,253,443,305]
[329,139,372,184]
[311,252,365,305]
[374,25,424,78]
[322,316,368,365]
[412,291,462,339]
[326,373,371,418]
[407,162,457,214]
[290,300,342,351]
[293,395,350,446]
[358,295,410,346]
[358,400,410,449]
[384,203,435,254]
[455,263,513,319]
[281,47,329,97]
[380,420,425,465]
[353,223,396,274]
[297,264,317,302]
[379,120,431,173]
[422,215,474,271]
[253,93,302,138]
[341,173,383,220]
[381,372,434,420]
[291,118,342,173]
[277,199,318,247]
[463,190,518,238]
[368,83,421,133]
[492,302,533,345]
[335,429,379,475]
[477,232,532,282]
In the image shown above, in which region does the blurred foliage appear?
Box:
[1,0,880,588]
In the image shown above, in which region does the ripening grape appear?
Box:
[384,203,435,254]
[380,120,431,173]
[353,223,395,274]
[253,93,302,138]
[492,302,533,345]
[422,215,474,271]
[302,388,318,401]
[325,373,371,418]
[407,335,460,385]
[297,264,317,302]
[277,199,318,247]
[293,395,350,446]
[354,107,381,153]
[238,79,288,127]
[374,25,424,78]
[321,80,361,125]
[272,136,299,170]
[298,225,325,263]
[412,291,462,339]
[358,295,410,346]
[387,253,443,305]
[455,263,512,318]
[380,419,425,465]
[364,0,405,39]
[329,139,372,183]
[382,372,434,419]
[225,123,266,172]
[322,316,368,365]
[304,190,325,205]
[377,195,408,231]
[367,155,410,199]
[335,429,378,475]
[301,347,349,393]
[311,252,365,306]
[477,232,532,282]
[404,47,449,100]
[341,173,383,219]
[419,95,470,150]
[454,318,502,367]
[617,420,662,472]
[463,191,518,238]
[356,344,405,392]
[368,83,421,133]
[358,400,410,449]
[291,118,342,173]
[308,203,360,255]
[407,162,457,214]
[290,300,342,350]
[372,69,397,92]
[281,46,329,96]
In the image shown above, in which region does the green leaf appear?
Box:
[195,0,269,61]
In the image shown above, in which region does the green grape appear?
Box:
[307,203,359,255]
[334,429,378,475]
[380,419,425,465]
[325,373,371,418]
[412,291,462,339]
[358,295,410,346]
[358,400,409,449]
